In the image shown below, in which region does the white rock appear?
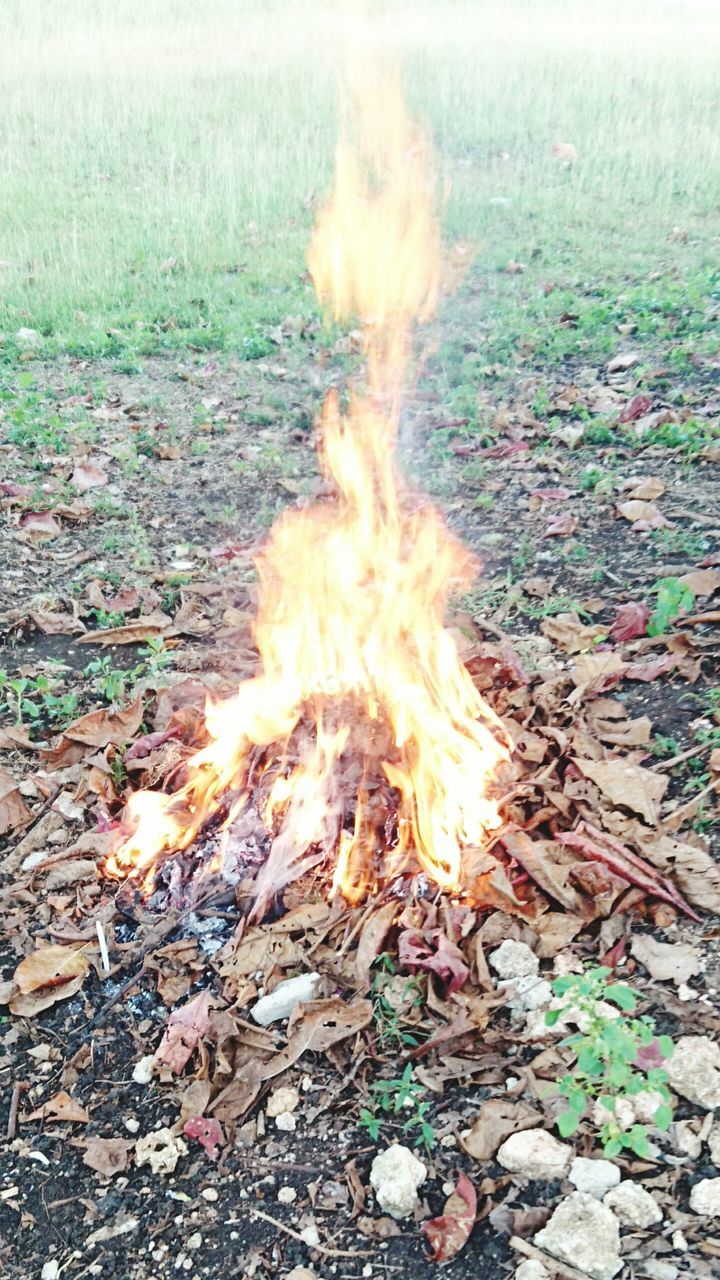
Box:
[631,1089,667,1125]
[569,1157,620,1199]
[603,1180,662,1227]
[514,1263,550,1280]
[369,1144,427,1220]
[285,1269,318,1280]
[642,1264,678,1280]
[41,1264,60,1280]
[535,1193,622,1280]
[16,327,41,347]
[490,940,539,980]
[251,973,321,1026]
[674,1119,703,1159]
[124,1117,140,1134]
[132,1055,156,1084]
[497,1128,572,1180]
[278,1186,297,1205]
[499,975,553,1012]
[666,1036,720,1109]
[671,1229,688,1251]
[689,1177,720,1216]
[267,1086,300,1117]
[186,1232,202,1249]
[134,1128,187,1176]
[200,1187,218,1202]
[592,1096,635,1132]
[275,1112,297,1132]
[708,1123,720,1165]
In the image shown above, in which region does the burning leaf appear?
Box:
[71,461,108,490]
[630,934,701,985]
[0,767,31,836]
[460,1099,543,1162]
[80,1136,135,1176]
[26,1090,90,1123]
[422,1171,477,1262]
[398,929,469,993]
[609,602,649,642]
[574,758,668,825]
[154,989,211,1074]
[183,1115,224,1159]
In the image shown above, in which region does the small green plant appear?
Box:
[370,954,426,1050]
[0,670,79,731]
[546,966,674,1158]
[647,577,695,637]
[83,639,172,705]
[359,1063,436,1152]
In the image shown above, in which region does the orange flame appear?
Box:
[107,68,508,905]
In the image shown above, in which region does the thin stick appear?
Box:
[665,776,720,825]
[96,921,111,975]
[653,741,709,772]
[6,1083,21,1141]
[249,1207,374,1259]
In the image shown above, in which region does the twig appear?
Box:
[653,741,709,772]
[510,1235,594,1280]
[249,1206,374,1258]
[96,921,111,975]
[6,1083,22,1141]
[665,776,720,826]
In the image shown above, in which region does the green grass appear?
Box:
[1,0,719,361]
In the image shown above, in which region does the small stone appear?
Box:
[267,1086,300,1118]
[200,1188,218,1202]
[300,1224,321,1248]
[709,1124,720,1165]
[535,1193,622,1280]
[514,1263,551,1280]
[134,1128,187,1176]
[251,973,321,1026]
[671,1229,688,1251]
[132,1055,156,1085]
[604,1180,662,1227]
[674,1119,703,1158]
[666,1036,720,1110]
[278,1186,297,1205]
[275,1112,297,1132]
[569,1157,620,1199]
[642,1264,678,1280]
[285,1269,317,1280]
[490,940,539,980]
[689,1177,720,1216]
[41,1264,60,1280]
[631,1089,666,1125]
[124,1117,140,1134]
[499,975,553,1012]
[592,1096,635,1132]
[16,327,41,347]
[186,1233,202,1250]
[370,1144,427,1220]
[497,1129,572,1180]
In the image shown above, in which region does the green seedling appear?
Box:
[647,577,695,636]
[546,966,674,1158]
[359,1063,436,1153]
[370,954,426,1050]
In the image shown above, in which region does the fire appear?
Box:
[107,68,509,906]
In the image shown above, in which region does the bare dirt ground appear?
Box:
[1,303,719,1280]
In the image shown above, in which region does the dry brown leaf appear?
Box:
[14,944,90,995]
[460,1098,543,1161]
[630,934,701,985]
[574,758,668,825]
[678,569,720,598]
[640,834,720,914]
[569,651,626,696]
[26,1090,90,1123]
[607,352,638,373]
[261,997,373,1082]
[79,1136,135,1175]
[355,901,398,985]
[422,1172,476,1263]
[626,477,665,501]
[0,767,31,835]
[27,608,86,636]
[154,988,211,1074]
[616,500,671,531]
[540,613,606,654]
[18,511,61,539]
[42,696,144,771]
[76,611,172,645]
[71,462,108,490]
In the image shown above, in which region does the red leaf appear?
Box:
[19,511,61,538]
[183,1115,224,1160]
[609,602,649,642]
[619,394,652,424]
[423,1172,477,1262]
[398,929,469,993]
[154,989,211,1074]
[624,653,677,681]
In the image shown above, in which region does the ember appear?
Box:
[106,69,510,907]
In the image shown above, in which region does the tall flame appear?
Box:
[107,69,509,906]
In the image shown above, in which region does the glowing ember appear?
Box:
[107,68,509,906]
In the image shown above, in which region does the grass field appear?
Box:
[1,0,719,361]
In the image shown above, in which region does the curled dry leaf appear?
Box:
[71,462,108,490]
[619,394,652,423]
[262,997,373,1081]
[626,476,665,501]
[26,1090,90,1123]
[422,1171,477,1263]
[398,928,469,993]
[80,1136,135,1176]
[18,511,62,539]
[0,767,30,836]
[607,352,638,373]
[76,611,172,646]
[154,988,211,1074]
[616,499,671,531]
[630,934,701,985]
[460,1098,543,1162]
[574,758,668,825]
[569,651,626,696]
[543,512,578,538]
[355,900,398,986]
